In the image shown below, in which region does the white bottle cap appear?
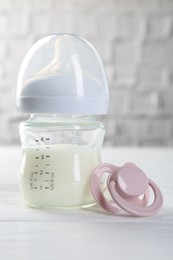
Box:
[16,34,110,114]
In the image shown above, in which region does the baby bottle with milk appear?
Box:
[16,34,109,208]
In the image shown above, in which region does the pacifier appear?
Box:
[90,163,163,217]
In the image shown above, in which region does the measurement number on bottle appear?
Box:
[30,171,55,191]
[29,136,55,191]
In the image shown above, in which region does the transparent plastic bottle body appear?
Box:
[19,115,105,208]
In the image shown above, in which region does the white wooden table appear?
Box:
[0,146,173,260]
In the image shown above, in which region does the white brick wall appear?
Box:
[0,0,173,146]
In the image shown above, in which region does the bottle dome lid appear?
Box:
[16,33,109,114]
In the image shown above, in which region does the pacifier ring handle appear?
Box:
[108,178,163,217]
[90,163,120,213]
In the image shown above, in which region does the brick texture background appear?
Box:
[0,0,173,146]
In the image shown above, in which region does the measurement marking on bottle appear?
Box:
[45,187,49,189]
[45,164,50,166]
[34,179,37,181]
[35,140,39,142]
[45,172,50,174]
[36,156,39,159]
[46,155,50,158]
[46,147,50,149]
[50,183,54,190]
[45,180,49,182]
[34,187,38,189]
[36,149,39,151]
[35,165,39,167]
[34,172,38,174]
[46,138,50,140]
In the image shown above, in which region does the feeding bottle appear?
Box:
[16,34,109,208]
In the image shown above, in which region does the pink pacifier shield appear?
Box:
[117,166,148,197]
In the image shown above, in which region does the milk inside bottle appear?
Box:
[16,34,109,208]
